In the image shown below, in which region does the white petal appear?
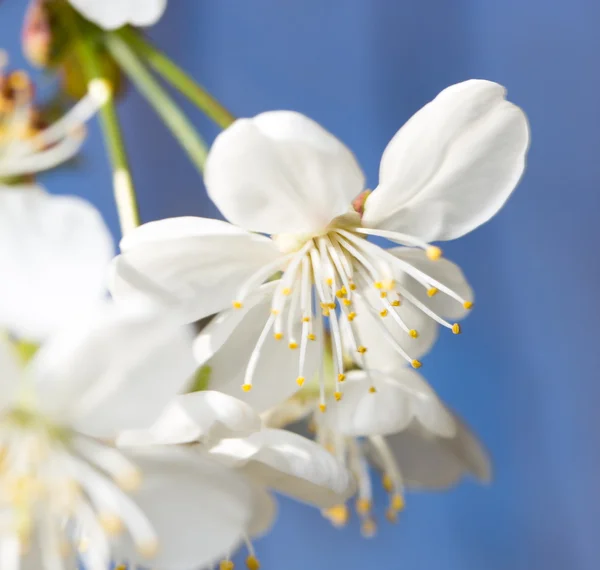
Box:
[389,247,474,320]
[349,286,439,372]
[247,483,277,539]
[205,111,365,234]
[110,217,282,324]
[322,370,455,437]
[113,447,253,570]
[117,391,262,448]
[209,429,355,508]
[30,301,196,438]
[370,412,491,489]
[68,0,167,30]
[195,292,319,413]
[0,187,114,341]
[363,80,530,241]
[0,338,22,410]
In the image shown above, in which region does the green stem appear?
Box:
[104,32,208,172]
[58,4,140,235]
[117,27,235,129]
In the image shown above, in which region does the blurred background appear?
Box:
[2,1,599,568]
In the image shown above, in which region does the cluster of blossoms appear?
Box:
[0,0,530,568]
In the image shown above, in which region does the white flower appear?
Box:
[0,66,110,183]
[0,186,114,341]
[0,304,257,570]
[68,0,167,30]
[118,390,356,566]
[110,80,529,411]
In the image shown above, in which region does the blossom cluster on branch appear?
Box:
[0,1,530,569]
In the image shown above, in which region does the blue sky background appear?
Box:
[2,1,600,569]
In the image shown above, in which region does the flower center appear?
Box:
[0,404,157,567]
[232,220,472,409]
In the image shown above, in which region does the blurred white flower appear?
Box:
[118,390,357,567]
[111,80,529,410]
[0,65,110,183]
[0,186,114,342]
[68,0,167,30]
[0,304,257,570]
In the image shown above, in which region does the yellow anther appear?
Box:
[319,403,327,413]
[391,299,401,307]
[273,332,283,341]
[357,345,367,354]
[369,386,377,393]
[115,565,127,570]
[338,373,346,382]
[328,302,336,309]
[115,469,142,492]
[463,300,474,309]
[374,281,383,289]
[391,494,405,512]
[322,309,331,317]
[323,504,349,527]
[232,301,243,309]
[379,309,388,317]
[246,555,260,570]
[334,391,343,401]
[452,323,461,335]
[288,341,298,350]
[282,287,292,296]
[137,540,159,559]
[411,360,422,369]
[380,291,388,298]
[355,498,372,515]
[385,508,399,524]
[270,308,279,315]
[347,312,356,321]
[382,474,394,492]
[336,289,345,298]
[409,329,419,338]
[98,513,123,536]
[296,376,305,387]
[220,561,235,570]
[340,286,348,295]
[326,278,333,286]
[361,519,377,538]
[320,302,329,310]
[426,245,443,261]
[427,287,439,297]
[307,333,316,341]
[349,282,357,291]
[302,316,311,322]
[241,384,252,392]
[342,298,352,306]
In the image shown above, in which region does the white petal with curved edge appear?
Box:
[370,412,491,489]
[195,292,319,413]
[363,80,529,241]
[117,391,262,448]
[247,483,278,538]
[68,0,167,29]
[205,111,365,234]
[110,217,283,324]
[0,338,22,410]
[0,187,114,341]
[348,287,438,372]
[113,447,253,570]
[322,370,455,437]
[389,247,474,320]
[209,429,355,508]
[30,301,196,438]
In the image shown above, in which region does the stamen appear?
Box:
[243,314,276,390]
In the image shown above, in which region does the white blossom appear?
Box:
[110,80,529,411]
[68,0,167,30]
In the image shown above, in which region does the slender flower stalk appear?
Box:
[117,27,236,129]
[58,2,141,236]
[104,31,209,172]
